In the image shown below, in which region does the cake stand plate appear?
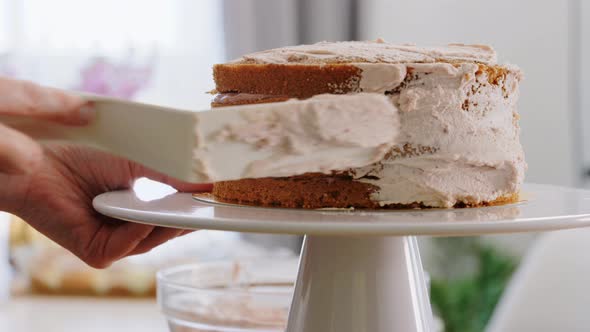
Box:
[93,183,590,332]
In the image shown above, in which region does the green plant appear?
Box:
[429,240,517,332]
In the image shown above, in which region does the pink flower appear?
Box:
[74,56,155,99]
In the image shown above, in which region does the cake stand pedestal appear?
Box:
[93,184,590,332]
[288,235,432,331]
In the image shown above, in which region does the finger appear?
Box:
[81,215,191,267]
[0,123,43,174]
[170,181,213,193]
[0,77,94,125]
[81,217,156,268]
[125,227,185,256]
[100,220,182,258]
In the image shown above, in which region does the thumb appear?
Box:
[0,77,94,126]
[0,123,43,174]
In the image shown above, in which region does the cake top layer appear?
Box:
[230,40,497,65]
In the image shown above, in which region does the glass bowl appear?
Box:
[157,258,298,332]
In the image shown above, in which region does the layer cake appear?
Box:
[211,40,526,209]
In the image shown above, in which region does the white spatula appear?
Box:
[0,93,399,183]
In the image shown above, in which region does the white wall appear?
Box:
[222,0,299,60]
[581,1,590,186]
[359,0,576,186]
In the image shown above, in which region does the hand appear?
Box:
[0,77,211,268]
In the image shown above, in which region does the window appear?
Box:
[0,0,225,109]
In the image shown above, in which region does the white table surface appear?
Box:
[0,296,168,332]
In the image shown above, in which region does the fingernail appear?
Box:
[79,104,96,123]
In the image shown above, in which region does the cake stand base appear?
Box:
[287,235,434,332]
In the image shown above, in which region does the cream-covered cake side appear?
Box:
[352,63,525,207]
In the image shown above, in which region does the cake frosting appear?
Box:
[212,41,525,208]
[355,63,407,94]
[351,63,525,207]
[231,40,497,65]
[193,93,400,181]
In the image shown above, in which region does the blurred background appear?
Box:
[0,1,589,331]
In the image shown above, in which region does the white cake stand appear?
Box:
[93,183,590,332]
